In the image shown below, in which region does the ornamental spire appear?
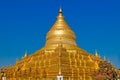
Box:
[95,50,99,56]
[104,56,106,61]
[95,50,100,59]
[24,50,28,58]
[46,8,76,47]
[59,7,62,13]
[57,7,64,19]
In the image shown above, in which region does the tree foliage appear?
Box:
[94,60,117,80]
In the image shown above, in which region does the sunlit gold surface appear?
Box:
[46,8,76,47]
[0,8,100,80]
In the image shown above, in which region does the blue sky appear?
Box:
[0,0,120,68]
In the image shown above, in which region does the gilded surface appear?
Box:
[0,8,100,80]
[46,8,76,47]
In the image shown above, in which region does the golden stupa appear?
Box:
[0,8,100,80]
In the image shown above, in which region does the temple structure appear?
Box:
[0,8,101,80]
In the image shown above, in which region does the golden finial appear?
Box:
[95,50,99,56]
[95,50,101,59]
[104,56,106,61]
[59,7,62,13]
[24,50,28,58]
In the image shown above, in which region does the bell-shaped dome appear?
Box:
[46,8,76,46]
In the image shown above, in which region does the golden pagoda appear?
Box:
[0,8,100,80]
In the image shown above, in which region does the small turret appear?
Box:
[104,56,106,61]
[95,50,100,58]
[24,50,28,57]
[22,50,28,59]
[95,50,99,57]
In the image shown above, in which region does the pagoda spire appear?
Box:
[95,50,100,57]
[23,50,28,58]
[57,7,64,19]
[95,50,99,57]
[46,8,76,47]
[94,50,101,59]
[104,56,106,61]
[59,7,62,13]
